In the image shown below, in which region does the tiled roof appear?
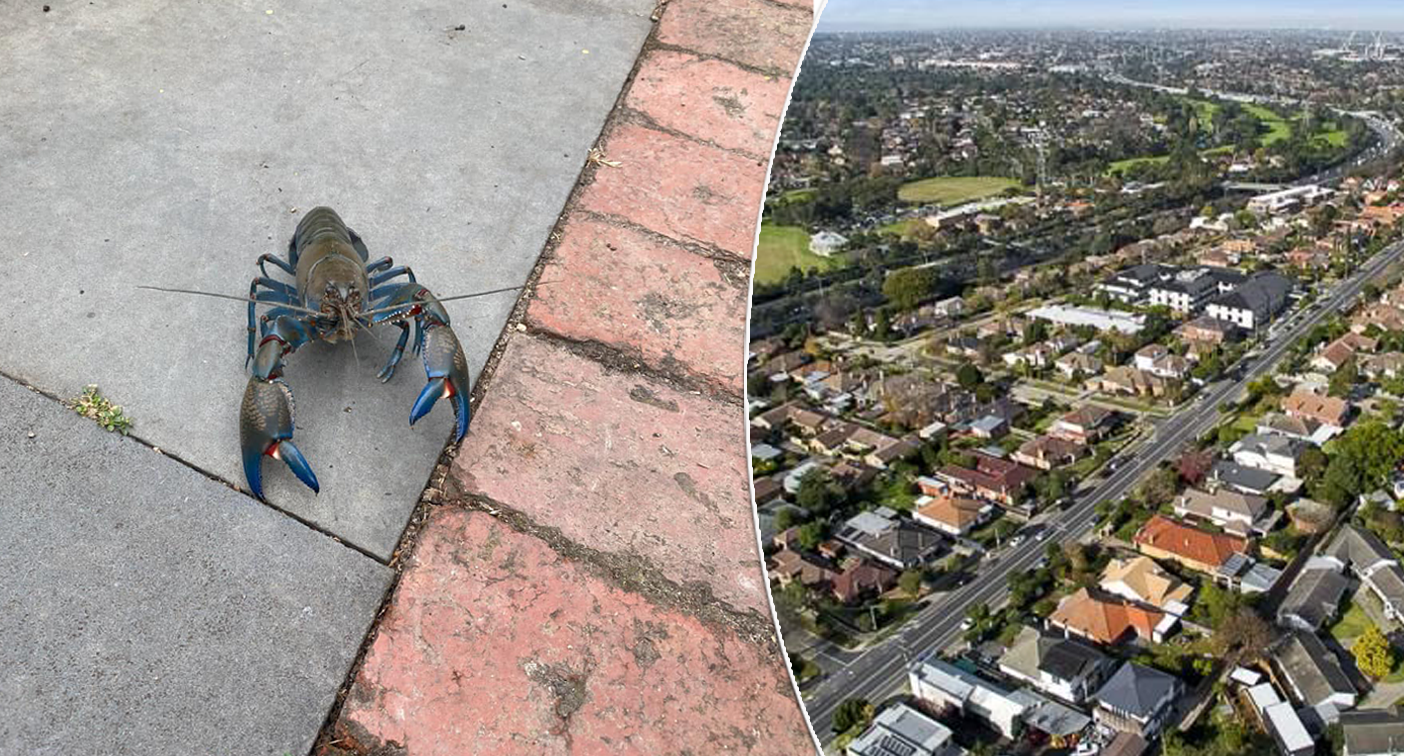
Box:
[915,495,990,531]
[938,452,1037,495]
[1048,588,1165,645]
[1282,389,1349,427]
[1176,487,1267,522]
[1100,556,1193,610]
[1134,515,1247,570]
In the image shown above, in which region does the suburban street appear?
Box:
[806,235,1404,743]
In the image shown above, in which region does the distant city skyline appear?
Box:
[817,0,1404,32]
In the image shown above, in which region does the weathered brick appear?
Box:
[528,217,746,393]
[625,50,791,157]
[581,123,765,257]
[339,509,815,756]
[657,0,812,75]
[449,335,765,614]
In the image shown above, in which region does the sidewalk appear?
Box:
[0,0,817,753]
[325,0,818,751]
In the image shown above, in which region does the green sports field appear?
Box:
[897,176,1021,206]
[753,224,840,285]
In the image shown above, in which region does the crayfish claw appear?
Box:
[275,440,320,494]
[410,377,447,426]
[411,324,472,442]
[240,374,319,499]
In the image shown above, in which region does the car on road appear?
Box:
[960,617,975,631]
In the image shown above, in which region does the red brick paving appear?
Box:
[580,122,767,258]
[625,50,792,157]
[449,334,764,614]
[656,0,812,74]
[339,509,814,756]
[331,0,818,751]
[527,216,748,393]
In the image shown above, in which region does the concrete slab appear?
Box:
[0,377,392,756]
[0,0,655,558]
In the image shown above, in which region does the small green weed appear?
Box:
[70,384,133,435]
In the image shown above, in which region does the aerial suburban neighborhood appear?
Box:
[751,22,1404,756]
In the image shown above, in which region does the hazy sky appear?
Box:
[817,0,1404,32]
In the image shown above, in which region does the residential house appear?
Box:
[846,703,961,756]
[1050,405,1118,445]
[1338,708,1404,756]
[1286,246,1331,271]
[1172,487,1272,537]
[1134,345,1170,373]
[1151,353,1191,381]
[753,402,830,437]
[999,626,1114,704]
[830,460,880,492]
[1196,246,1238,269]
[913,495,994,537]
[1129,346,1191,380]
[1205,272,1293,331]
[1056,351,1104,380]
[909,657,1030,739]
[1175,315,1240,345]
[1231,433,1305,478]
[1361,351,1404,381]
[768,549,835,590]
[866,436,922,470]
[1210,460,1281,496]
[1352,303,1404,334]
[782,460,822,495]
[1322,525,1404,624]
[1273,631,1357,716]
[1312,333,1376,373]
[1013,434,1086,470]
[934,453,1038,507]
[756,350,812,381]
[1282,389,1350,430]
[1092,662,1184,739]
[1099,556,1194,615]
[1003,344,1056,370]
[753,474,785,504]
[1047,587,1171,646]
[751,443,783,463]
[1133,515,1249,575]
[832,560,898,605]
[1089,366,1169,397]
[968,415,1009,440]
[933,296,965,318]
[834,508,945,570]
[1256,412,1338,446]
[1276,562,1350,632]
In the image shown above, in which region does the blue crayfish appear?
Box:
[147,207,514,500]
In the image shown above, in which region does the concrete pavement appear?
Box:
[0,378,390,756]
[0,0,655,559]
